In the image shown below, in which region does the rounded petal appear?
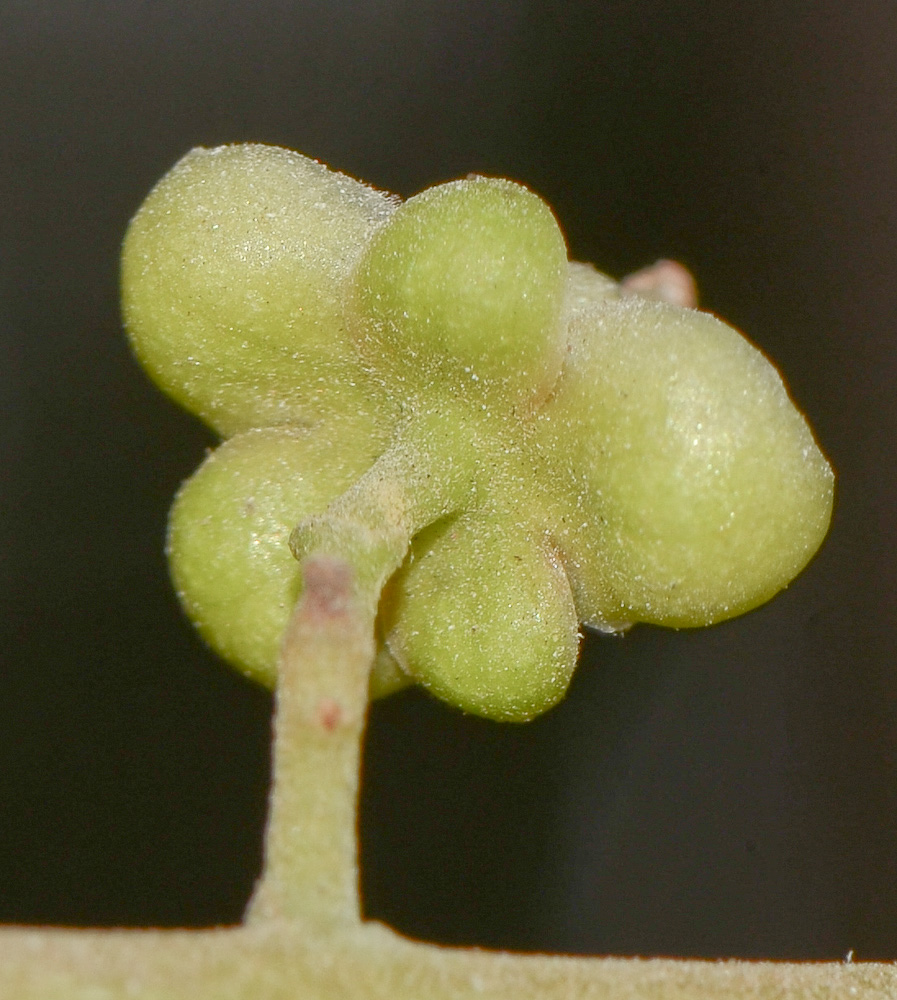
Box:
[123,143,397,441]
[384,515,579,721]
[355,176,567,409]
[168,426,390,687]
[536,297,835,627]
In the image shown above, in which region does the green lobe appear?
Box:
[355,177,568,408]
[122,143,397,440]
[383,515,579,722]
[536,296,835,628]
[167,427,405,691]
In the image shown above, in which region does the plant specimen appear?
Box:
[1,144,885,999]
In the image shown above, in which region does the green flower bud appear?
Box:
[383,515,579,722]
[536,296,835,628]
[354,177,567,409]
[122,143,398,442]
[168,426,404,692]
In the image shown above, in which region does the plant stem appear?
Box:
[1,917,896,999]
[289,405,477,593]
[0,556,895,997]
[246,556,376,929]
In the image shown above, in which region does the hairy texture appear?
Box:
[1,559,890,999]
[137,145,833,720]
[0,922,895,999]
[0,144,843,997]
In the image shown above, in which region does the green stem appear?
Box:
[0,917,894,999]
[246,556,376,929]
[290,406,478,592]
[253,405,479,928]
[0,552,894,997]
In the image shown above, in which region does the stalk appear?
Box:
[246,556,377,928]
[0,556,893,997]
[289,405,478,593]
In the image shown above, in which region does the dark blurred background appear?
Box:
[1,0,895,962]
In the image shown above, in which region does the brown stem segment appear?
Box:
[246,555,376,929]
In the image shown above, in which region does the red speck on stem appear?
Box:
[316,698,343,732]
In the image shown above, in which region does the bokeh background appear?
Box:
[1,0,895,961]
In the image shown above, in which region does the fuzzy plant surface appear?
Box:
[124,143,832,722]
[1,144,874,1000]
